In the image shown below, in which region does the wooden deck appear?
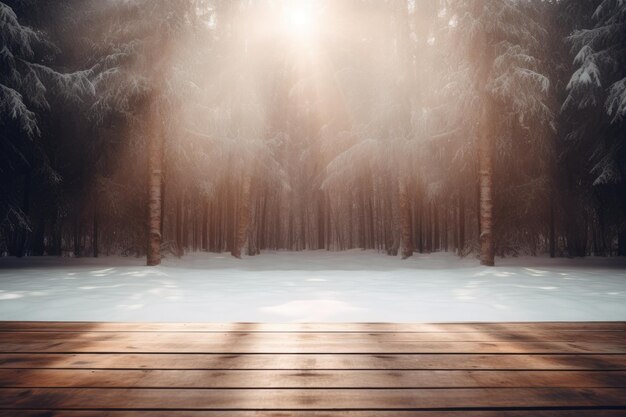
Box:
[0,322,625,416]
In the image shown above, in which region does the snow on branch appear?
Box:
[29,64,95,102]
[606,77,626,121]
[567,59,602,90]
[0,83,39,137]
[0,2,41,59]
[591,153,622,185]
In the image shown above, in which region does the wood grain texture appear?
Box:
[2,340,625,353]
[2,412,626,417]
[2,369,626,388]
[0,322,624,414]
[2,387,626,409]
[2,353,626,370]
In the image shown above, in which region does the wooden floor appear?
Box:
[0,322,625,416]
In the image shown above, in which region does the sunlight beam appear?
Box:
[282,1,318,41]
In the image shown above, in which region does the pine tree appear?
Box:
[446,0,552,265]
[0,1,92,255]
[83,0,205,265]
[562,0,626,255]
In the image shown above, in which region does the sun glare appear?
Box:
[283,2,317,40]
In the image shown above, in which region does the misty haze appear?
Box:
[1,0,626,413]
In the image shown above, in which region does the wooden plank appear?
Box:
[1,369,625,388]
[2,353,625,370]
[2,411,626,417]
[3,330,625,343]
[1,323,624,414]
[1,322,625,333]
[1,387,625,409]
[2,412,626,417]
[1,340,624,353]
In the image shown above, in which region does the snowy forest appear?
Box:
[1,0,625,267]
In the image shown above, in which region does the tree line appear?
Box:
[1,0,625,266]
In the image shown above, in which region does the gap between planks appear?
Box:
[0,322,624,413]
[1,322,626,333]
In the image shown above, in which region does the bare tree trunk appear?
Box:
[425,203,429,251]
[619,230,626,256]
[443,207,448,252]
[417,202,424,253]
[318,191,325,250]
[248,196,261,255]
[231,175,251,259]
[433,202,439,251]
[476,180,481,239]
[387,180,400,255]
[15,173,31,258]
[182,199,189,250]
[193,207,199,252]
[202,200,209,251]
[398,178,413,258]
[48,215,62,256]
[458,193,465,256]
[478,100,495,266]
[453,203,459,254]
[325,196,331,250]
[32,214,45,256]
[160,159,166,239]
[227,185,236,252]
[209,200,216,251]
[549,193,556,258]
[359,186,367,249]
[368,194,375,250]
[73,216,80,257]
[92,200,99,258]
[147,132,164,266]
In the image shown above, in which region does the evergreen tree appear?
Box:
[563,0,626,255]
[446,0,552,265]
[83,0,207,265]
[0,0,91,256]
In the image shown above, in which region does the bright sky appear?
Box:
[282,0,319,40]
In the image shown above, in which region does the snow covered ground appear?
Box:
[0,250,625,322]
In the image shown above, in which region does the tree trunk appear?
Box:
[202,200,209,251]
[443,207,448,252]
[32,214,45,256]
[478,99,495,266]
[325,195,331,250]
[248,196,261,255]
[318,191,325,250]
[176,195,183,256]
[147,131,164,266]
[359,186,367,249]
[597,205,607,256]
[160,165,166,239]
[48,215,62,256]
[433,202,439,251]
[417,202,424,253]
[231,175,251,259]
[458,193,465,256]
[549,194,556,258]
[618,230,626,256]
[92,202,99,258]
[15,173,31,258]
[73,216,80,257]
[192,207,198,252]
[398,178,413,258]
[182,199,189,251]
[425,203,431,252]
